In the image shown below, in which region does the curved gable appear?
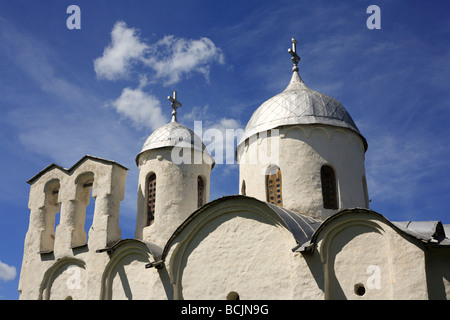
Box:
[163,195,320,260]
[297,208,450,253]
[298,208,437,299]
[161,195,320,299]
[39,257,86,300]
[100,239,166,300]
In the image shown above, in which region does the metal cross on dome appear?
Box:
[168,90,182,122]
[288,38,300,72]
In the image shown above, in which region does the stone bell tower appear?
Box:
[135,91,215,250]
[18,156,127,299]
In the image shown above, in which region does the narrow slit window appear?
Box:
[147,173,156,226]
[321,165,338,209]
[266,167,283,207]
[241,180,246,196]
[198,176,205,208]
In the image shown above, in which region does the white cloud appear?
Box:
[94,21,149,80]
[143,35,225,85]
[180,104,210,124]
[94,21,224,85]
[0,260,16,282]
[94,22,225,132]
[109,81,168,131]
[214,118,241,131]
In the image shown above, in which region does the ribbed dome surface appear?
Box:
[238,71,366,150]
[136,121,210,164]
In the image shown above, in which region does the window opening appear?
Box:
[321,165,338,209]
[41,180,61,253]
[354,283,366,296]
[198,176,205,208]
[84,184,95,239]
[266,166,283,206]
[73,172,94,248]
[227,291,240,300]
[147,173,156,226]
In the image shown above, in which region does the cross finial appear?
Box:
[168,90,182,122]
[288,38,300,72]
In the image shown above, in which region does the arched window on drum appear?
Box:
[147,173,156,226]
[197,176,205,208]
[321,165,338,210]
[266,166,283,207]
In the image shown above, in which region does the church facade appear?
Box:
[18,39,450,300]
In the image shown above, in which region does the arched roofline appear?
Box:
[27,155,128,185]
[160,195,321,262]
[39,256,86,300]
[96,238,159,258]
[98,238,156,300]
[295,207,450,253]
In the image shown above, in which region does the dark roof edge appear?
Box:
[27,155,128,185]
[160,195,320,260]
[95,238,160,259]
[296,208,450,253]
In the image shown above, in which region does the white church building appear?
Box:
[18,39,450,300]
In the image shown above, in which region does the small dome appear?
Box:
[238,71,367,150]
[136,121,211,164]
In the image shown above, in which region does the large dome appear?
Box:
[136,120,210,165]
[238,71,367,150]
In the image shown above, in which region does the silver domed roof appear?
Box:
[136,120,211,164]
[238,71,367,150]
[136,90,214,166]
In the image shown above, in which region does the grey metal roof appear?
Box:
[161,195,322,260]
[238,71,367,150]
[160,197,449,262]
[391,221,450,245]
[295,208,450,253]
[264,201,321,247]
[136,120,212,164]
[444,225,450,238]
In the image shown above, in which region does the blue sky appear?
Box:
[0,0,449,300]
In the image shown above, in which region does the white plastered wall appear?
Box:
[18,157,127,300]
[163,201,432,300]
[164,197,323,300]
[237,124,368,220]
[136,147,213,251]
[100,240,168,300]
[313,211,429,300]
